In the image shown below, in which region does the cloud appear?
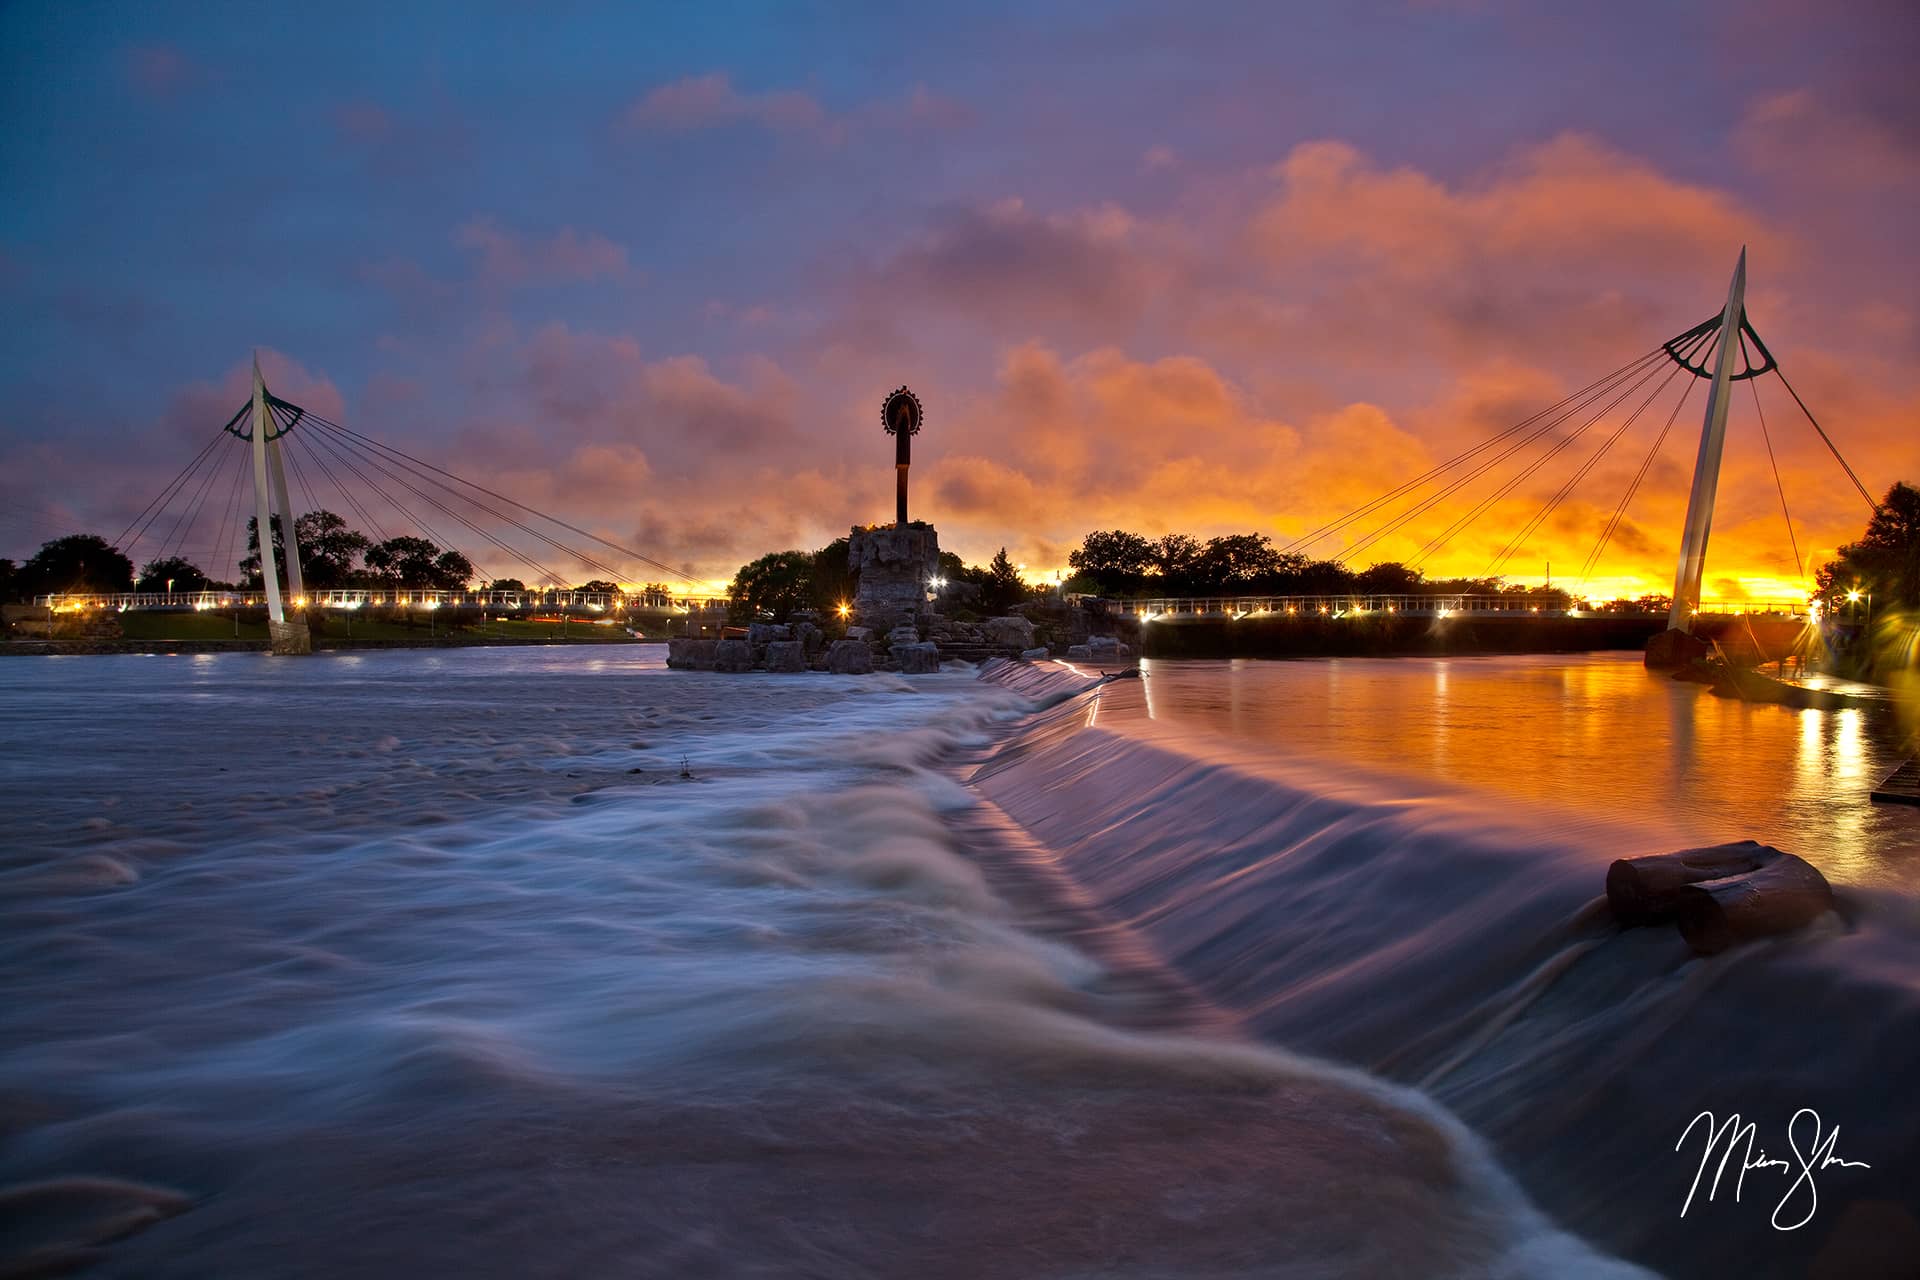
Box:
[1140,144,1178,174]
[622,73,831,136]
[454,218,632,286]
[619,73,970,144]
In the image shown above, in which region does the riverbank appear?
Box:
[1137,611,1810,659]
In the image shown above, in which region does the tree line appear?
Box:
[0,509,663,602]
[1064,529,1575,606]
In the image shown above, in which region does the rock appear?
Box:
[826,638,874,675]
[666,637,718,670]
[1089,634,1118,652]
[895,641,942,673]
[1066,644,1093,662]
[795,622,824,655]
[1606,840,1834,955]
[849,523,939,632]
[763,640,807,673]
[746,622,792,646]
[887,624,922,648]
[1645,627,1712,670]
[846,625,873,642]
[982,615,1036,649]
[1019,646,1050,661]
[713,637,753,673]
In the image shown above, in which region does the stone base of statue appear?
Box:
[849,522,939,635]
[268,618,313,655]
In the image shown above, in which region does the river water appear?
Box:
[1,648,1915,1279]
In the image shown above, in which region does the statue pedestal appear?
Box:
[849,523,938,635]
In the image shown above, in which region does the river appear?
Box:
[1,648,1914,1278]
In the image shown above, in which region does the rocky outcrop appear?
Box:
[826,638,874,674]
[849,523,938,633]
[763,640,807,672]
[981,615,1036,650]
[894,641,942,674]
[667,637,718,670]
[713,637,754,673]
[1019,646,1050,661]
[1066,644,1093,662]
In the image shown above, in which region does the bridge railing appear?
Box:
[34,589,732,613]
[1099,594,1813,619]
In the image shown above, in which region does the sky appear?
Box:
[2,0,1916,600]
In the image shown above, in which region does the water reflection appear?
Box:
[1136,653,1920,884]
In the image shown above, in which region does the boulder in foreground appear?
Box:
[1606,840,1833,955]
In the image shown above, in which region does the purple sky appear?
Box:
[3,0,1916,595]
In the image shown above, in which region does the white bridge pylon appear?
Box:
[248,354,310,649]
[1668,250,1745,633]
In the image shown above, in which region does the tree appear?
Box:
[364,536,469,588]
[136,556,209,593]
[238,514,288,588]
[1153,534,1203,595]
[1355,562,1424,595]
[294,510,370,589]
[811,537,856,614]
[1193,533,1284,590]
[1817,481,1920,610]
[576,579,620,594]
[1067,530,1155,595]
[0,558,14,603]
[981,547,1027,614]
[432,550,475,589]
[17,534,134,598]
[728,549,816,622]
[488,578,528,593]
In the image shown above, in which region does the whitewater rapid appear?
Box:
[0,649,1660,1278]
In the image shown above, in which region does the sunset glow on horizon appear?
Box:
[3,3,1915,596]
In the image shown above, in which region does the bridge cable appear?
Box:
[1482,360,1691,577]
[156,434,242,565]
[280,413,393,544]
[1769,366,1879,513]
[212,440,250,584]
[294,412,589,586]
[1278,344,1671,556]
[300,416,582,587]
[123,429,231,564]
[306,417,642,587]
[280,412,497,583]
[1399,354,1686,571]
[1576,379,1696,587]
[284,413,507,584]
[301,411,703,585]
[1746,361,1804,580]
[112,424,230,554]
[1336,335,1712,564]
[1318,351,1676,565]
[300,412,628,582]
[1341,346,1689,567]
